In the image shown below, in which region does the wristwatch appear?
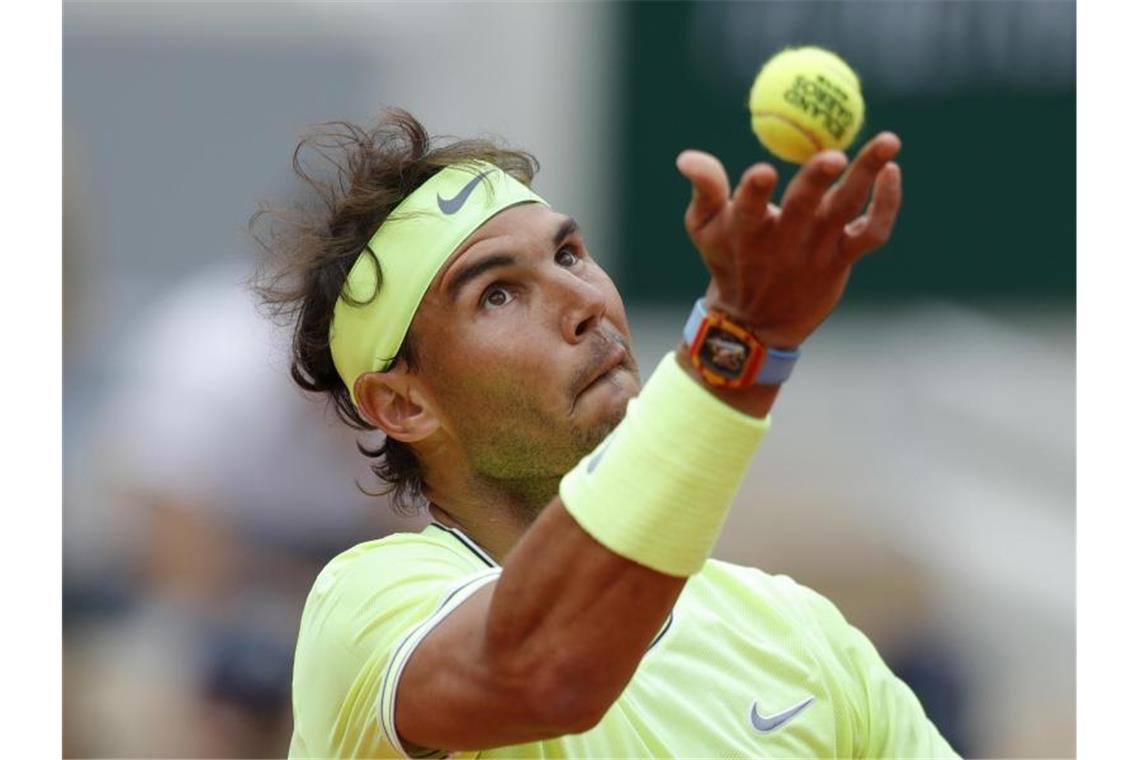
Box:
[682,298,800,388]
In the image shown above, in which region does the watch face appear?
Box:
[699,327,751,380]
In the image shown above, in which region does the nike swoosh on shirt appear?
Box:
[437,170,491,215]
[749,696,815,733]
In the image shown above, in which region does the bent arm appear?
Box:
[395,352,777,752]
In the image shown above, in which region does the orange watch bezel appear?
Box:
[687,311,767,389]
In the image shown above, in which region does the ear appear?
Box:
[354,368,440,443]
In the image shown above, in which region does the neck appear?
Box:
[423,466,561,563]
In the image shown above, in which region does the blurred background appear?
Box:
[63,1,1074,757]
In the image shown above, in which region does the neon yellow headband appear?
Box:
[330,160,548,405]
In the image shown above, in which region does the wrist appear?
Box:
[560,351,771,577]
[674,341,779,419]
[703,285,808,349]
[682,298,801,389]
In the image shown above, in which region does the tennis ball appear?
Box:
[748,46,864,164]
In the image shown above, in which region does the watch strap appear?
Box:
[682,298,800,385]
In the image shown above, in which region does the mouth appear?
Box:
[579,343,629,394]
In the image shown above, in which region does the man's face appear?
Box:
[408,202,640,480]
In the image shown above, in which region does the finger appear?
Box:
[676,150,731,233]
[778,150,848,237]
[821,132,901,224]
[840,162,903,261]
[731,162,778,232]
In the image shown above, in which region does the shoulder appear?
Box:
[291,527,501,754]
[696,560,880,690]
[694,559,853,636]
[314,528,485,589]
[301,527,493,627]
[695,558,820,604]
[296,526,496,658]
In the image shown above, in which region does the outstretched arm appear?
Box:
[395,135,904,753]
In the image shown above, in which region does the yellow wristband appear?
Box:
[559,352,771,577]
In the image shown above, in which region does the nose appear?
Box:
[558,273,608,344]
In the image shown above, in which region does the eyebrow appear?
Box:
[446,254,517,302]
[553,216,580,248]
[445,216,582,303]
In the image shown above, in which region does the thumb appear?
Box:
[676,150,730,233]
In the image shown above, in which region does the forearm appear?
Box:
[489,499,687,723]
[673,340,780,418]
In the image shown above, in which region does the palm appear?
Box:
[677,133,903,348]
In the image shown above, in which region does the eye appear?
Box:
[480,284,514,309]
[555,247,579,267]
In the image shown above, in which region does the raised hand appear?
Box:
[676,132,902,348]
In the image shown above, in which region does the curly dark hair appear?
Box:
[252,108,540,514]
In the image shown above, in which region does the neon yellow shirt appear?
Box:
[289,523,958,758]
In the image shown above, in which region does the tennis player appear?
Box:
[263,109,958,758]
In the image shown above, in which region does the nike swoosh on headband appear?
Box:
[749,696,815,733]
[437,170,492,215]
